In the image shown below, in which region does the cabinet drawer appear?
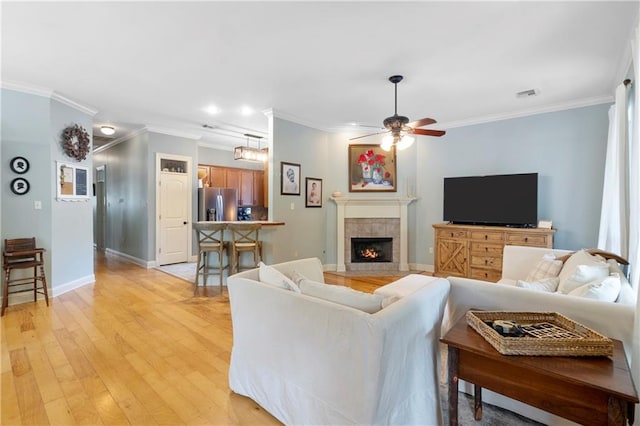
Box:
[470,268,502,282]
[506,233,549,246]
[437,229,468,239]
[470,231,504,242]
[470,255,502,269]
[470,242,503,255]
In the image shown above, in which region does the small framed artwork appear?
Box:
[281,162,301,195]
[10,156,30,174]
[305,177,322,208]
[10,177,30,195]
[348,144,397,192]
[57,161,90,201]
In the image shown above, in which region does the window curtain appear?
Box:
[598,84,629,257]
[629,16,640,424]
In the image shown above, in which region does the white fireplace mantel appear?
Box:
[331,196,416,272]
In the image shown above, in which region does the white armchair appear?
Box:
[227,258,450,425]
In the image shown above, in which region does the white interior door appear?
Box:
[158,171,190,265]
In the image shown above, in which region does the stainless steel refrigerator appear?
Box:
[198,188,238,221]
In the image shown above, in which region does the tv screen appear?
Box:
[443,173,538,227]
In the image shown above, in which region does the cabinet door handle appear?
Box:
[485,259,488,265]
[484,235,488,240]
[524,237,529,242]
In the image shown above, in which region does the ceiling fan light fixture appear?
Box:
[381,135,394,151]
[396,134,415,150]
[100,125,115,136]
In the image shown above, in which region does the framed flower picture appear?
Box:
[348,144,397,192]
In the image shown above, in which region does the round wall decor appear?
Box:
[10,156,30,174]
[10,177,30,195]
[62,124,91,161]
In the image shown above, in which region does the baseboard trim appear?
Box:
[1,273,95,307]
[105,249,155,268]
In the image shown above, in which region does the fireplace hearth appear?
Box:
[351,237,393,263]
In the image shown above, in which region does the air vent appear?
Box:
[516,89,538,98]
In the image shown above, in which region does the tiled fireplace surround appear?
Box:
[332,197,416,272]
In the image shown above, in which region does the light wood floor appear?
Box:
[1,252,409,425]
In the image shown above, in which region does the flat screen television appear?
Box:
[443,173,538,227]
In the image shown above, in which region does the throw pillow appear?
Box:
[558,264,610,294]
[568,273,621,302]
[557,250,609,294]
[516,277,560,293]
[299,279,383,313]
[525,254,563,281]
[258,262,301,293]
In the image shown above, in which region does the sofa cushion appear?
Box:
[557,250,609,294]
[525,254,563,281]
[516,277,559,293]
[298,278,383,314]
[259,262,300,292]
[568,273,621,302]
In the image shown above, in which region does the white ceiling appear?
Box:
[2,1,638,149]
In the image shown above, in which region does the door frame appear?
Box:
[155,153,193,265]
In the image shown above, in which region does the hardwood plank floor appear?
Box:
[1,252,408,425]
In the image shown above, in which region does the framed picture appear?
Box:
[281,162,301,195]
[305,177,322,207]
[348,144,397,192]
[10,156,30,174]
[10,177,30,195]
[56,161,90,201]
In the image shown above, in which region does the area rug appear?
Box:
[156,261,230,287]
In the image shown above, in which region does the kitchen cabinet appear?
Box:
[198,164,266,207]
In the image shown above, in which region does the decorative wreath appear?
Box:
[62,124,91,161]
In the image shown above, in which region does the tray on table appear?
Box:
[465,310,613,357]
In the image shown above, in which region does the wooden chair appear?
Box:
[2,237,49,316]
[228,223,262,274]
[193,222,229,295]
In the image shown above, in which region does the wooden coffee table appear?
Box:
[441,313,638,425]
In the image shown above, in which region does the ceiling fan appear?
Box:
[350,75,445,151]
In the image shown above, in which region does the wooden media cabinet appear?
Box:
[433,223,555,282]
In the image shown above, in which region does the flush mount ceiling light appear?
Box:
[100,126,115,136]
[234,133,267,162]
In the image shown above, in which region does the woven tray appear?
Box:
[466,311,613,357]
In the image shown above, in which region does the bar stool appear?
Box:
[193,222,229,295]
[228,223,262,274]
[2,237,49,316]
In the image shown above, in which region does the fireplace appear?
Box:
[331,196,416,272]
[351,237,393,263]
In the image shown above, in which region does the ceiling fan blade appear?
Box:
[349,131,388,140]
[408,117,436,128]
[412,128,446,137]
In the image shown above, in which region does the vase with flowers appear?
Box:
[357,149,387,184]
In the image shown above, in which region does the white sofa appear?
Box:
[442,245,637,425]
[227,257,450,425]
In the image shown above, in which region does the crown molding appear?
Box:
[196,141,234,152]
[439,95,613,130]
[1,80,98,116]
[145,125,202,140]
[94,127,147,154]
[51,92,98,116]
[265,108,329,132]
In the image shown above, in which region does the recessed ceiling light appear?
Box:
[241,106,253,116]
[205,105,220,115]
[100,126,115,136]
